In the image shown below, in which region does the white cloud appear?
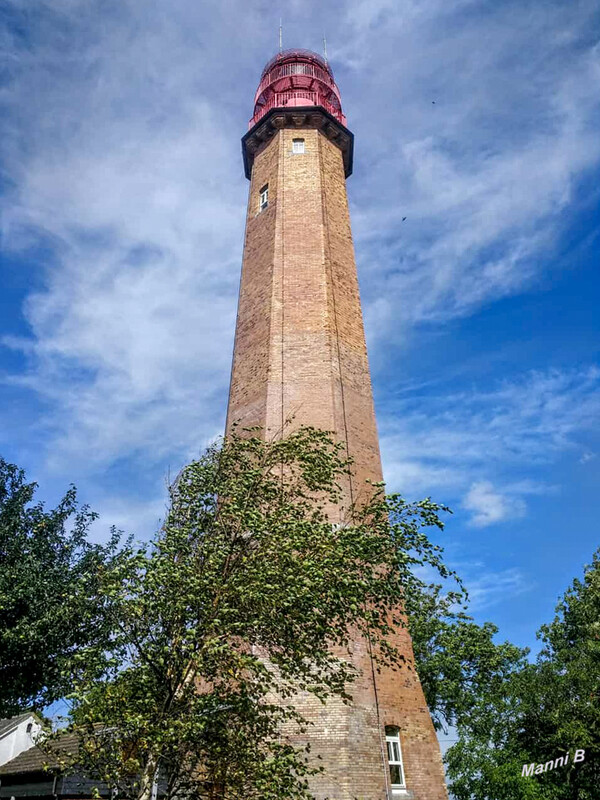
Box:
[340,0,600,336]
[380,367,600,516]
[0,0,598,488]
[0,0,264,474]
[88,492,168,545]
[463,480,525,527]
[412,559,531,613]
[465,567,529,611]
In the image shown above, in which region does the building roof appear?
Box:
[260,48,333,81]
[0,712,41,740]
[0,731,78,775]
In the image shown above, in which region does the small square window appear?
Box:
[292,138,305,154]
[259,184,269,211]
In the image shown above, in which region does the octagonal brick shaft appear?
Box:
[227,123,377,516]
[226,123,448,799]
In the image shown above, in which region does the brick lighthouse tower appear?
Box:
[226,49,448,800]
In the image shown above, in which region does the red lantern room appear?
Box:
[249,48,347,129]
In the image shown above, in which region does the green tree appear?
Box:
[0,456,122,717]
[444,549,600,800]
[406,581,529,734]
[55,426,456,800]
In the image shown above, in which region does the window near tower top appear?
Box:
[259,184,269,211]
[292,138,305,154]
[385,726,406,791]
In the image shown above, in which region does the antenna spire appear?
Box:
[323,34,328,63]
[279,19,283,53]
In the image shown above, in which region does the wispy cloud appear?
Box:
[463,481,525,527]
[380,367,600,523]
[341,0,600,337]
[0,0,598,490]
[413,559,531,613]
[89,492,168,545]
[0,1,261,474]
[465,567,530,612]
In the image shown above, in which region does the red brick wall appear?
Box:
[226,127,448,800]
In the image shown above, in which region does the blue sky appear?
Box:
[1,0,599,729]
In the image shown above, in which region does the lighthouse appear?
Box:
[226,48,448,800]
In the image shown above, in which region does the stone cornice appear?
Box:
[241,107,354,180]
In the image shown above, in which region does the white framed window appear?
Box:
[292,138,305,154]
[259,183,269,211]
[385,726,406,791]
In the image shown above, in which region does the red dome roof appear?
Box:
[259,48,333,81]
[249,49,346,129]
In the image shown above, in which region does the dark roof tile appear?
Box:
[0,733,79,776]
